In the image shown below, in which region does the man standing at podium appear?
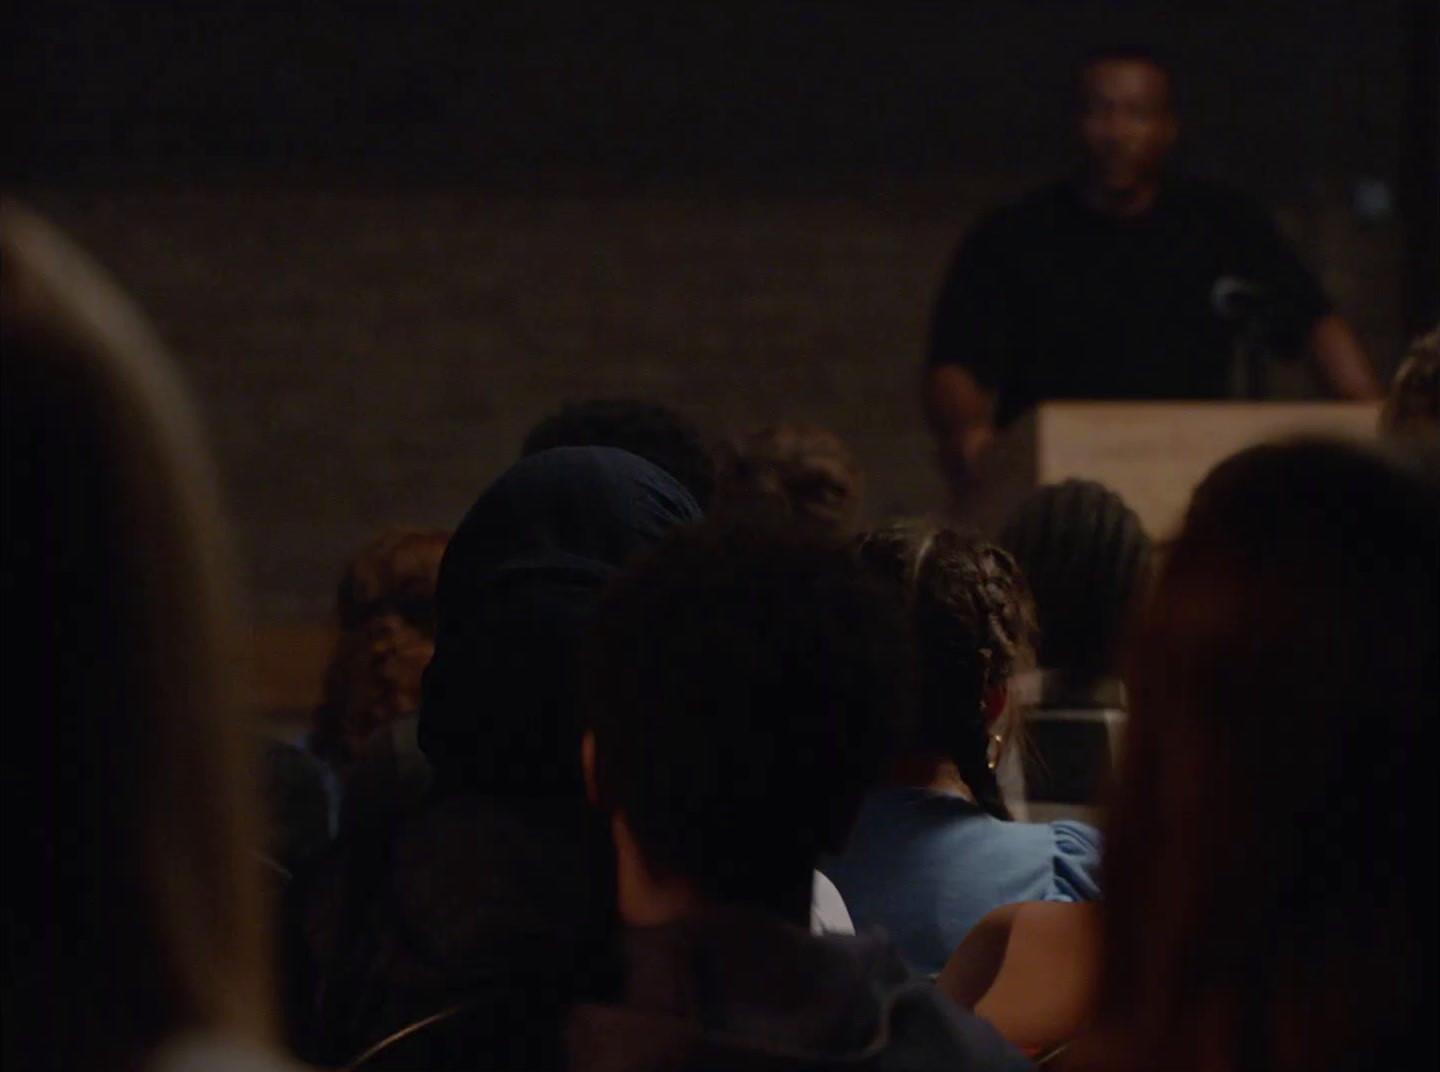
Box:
[925,47,1381,491]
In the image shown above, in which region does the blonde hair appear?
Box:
[1,202,273,1066]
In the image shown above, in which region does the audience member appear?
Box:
[572,525,1030,1071]
[308,527,449,832]
[285,447,700,1069]
[260,739,335,879]
[1059,438,1435,1071]
[712,422,865,538]
[825,522,1101,976]
[999,481,1152,821]
[521,398,716,510]
[1,201,298,1071]
[1379,327,1438,437]
[937,901,1102,1062]
[1379,328,1439,487]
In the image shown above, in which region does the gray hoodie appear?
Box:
[568,906,1033,1072]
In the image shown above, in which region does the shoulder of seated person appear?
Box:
[148,1034,306,1072]
[977,902,1101,1011]
[1050,818,1103,851]
[1009,901,1100,949]
[971,903,1101,1055]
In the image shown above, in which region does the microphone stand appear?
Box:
[1228,307,1271,401]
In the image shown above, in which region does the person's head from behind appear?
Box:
[2,204,272,1065]
[1380,327,1438,439]
[419,446,701,798]
[1090,438,1437,1072]
[999,480,1152,691]
[311,526,449,769]
[855,522,1036,820]
[1074,46,1177,199]
[713,422,864,539]
[583,525,912,926]
[522,398,716,510]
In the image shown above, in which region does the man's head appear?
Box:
[1074,47,1177,200]
[583,525,911,924]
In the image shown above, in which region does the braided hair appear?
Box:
[856,521,1037,819]
[999,480,1152,692]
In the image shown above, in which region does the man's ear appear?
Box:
[984,684,1009,728]
[582,730,599,806]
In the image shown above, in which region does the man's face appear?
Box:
[1077,59,1177,193]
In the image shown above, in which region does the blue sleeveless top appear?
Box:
[824,786,1101,976]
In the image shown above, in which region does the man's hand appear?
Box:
[923,364,998,496]
[1309,314,1382,401]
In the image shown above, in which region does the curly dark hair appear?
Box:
[310,527,449,768]
[856,521,1037,819]
[584,524,912,919]
[1380,327,1438,438]
[522,398,715,510]
[712,422,864,539]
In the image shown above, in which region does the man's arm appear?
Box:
[923,363,998,493]
[1307,313,1382,400]
[925,217,1014,494]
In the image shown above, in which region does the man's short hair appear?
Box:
[1075,44,1176,109]
[585,525,912,911]
[522,399,715,509]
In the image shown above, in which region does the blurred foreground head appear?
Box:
[1,203,273,1066]
[1088,437,1437,1072]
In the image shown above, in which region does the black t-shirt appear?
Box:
[928,177,1333,427]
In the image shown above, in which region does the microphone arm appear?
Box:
[1212,277,1270,401]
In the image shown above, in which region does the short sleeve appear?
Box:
[1227,196,1334,359]
[1047,819,1102,903]
[927,214,1020,391]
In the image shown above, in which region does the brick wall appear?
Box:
[29,184,1405,619]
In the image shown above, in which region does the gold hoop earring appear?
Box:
[987,733,1002,771]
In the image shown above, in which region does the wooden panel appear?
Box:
[957,402,1380,540]
[1036,402,1380,538]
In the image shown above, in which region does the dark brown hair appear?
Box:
[856,521,1037,819]
[714,423,864,539]
[586,524,911,919]
[1082,438,1437,1072]
[310,527,449,768]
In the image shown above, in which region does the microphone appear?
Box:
[1211,276,1271,400]
[1210,276,1268,322]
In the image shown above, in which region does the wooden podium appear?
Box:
[955,402,1381,539]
